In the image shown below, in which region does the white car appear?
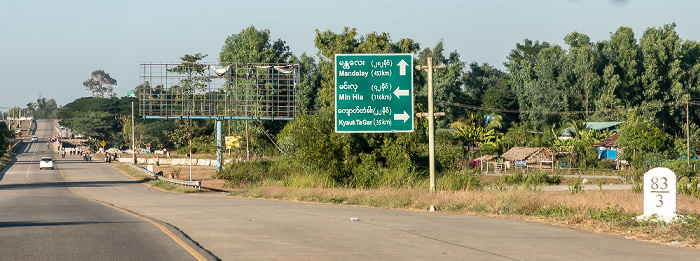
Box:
[39,157,54,170]
[31,136,38,142]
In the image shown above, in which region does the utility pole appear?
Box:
[687,101,690,167]
[132,102,136,164]
[416,57,444,193]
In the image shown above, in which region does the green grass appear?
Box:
[499,171,562,186]
[0,152,15,171]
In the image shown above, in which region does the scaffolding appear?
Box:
[138,63,300,120]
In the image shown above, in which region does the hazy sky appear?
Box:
[2,0,699,109]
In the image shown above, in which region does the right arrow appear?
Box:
[394,111,411,123]
[397,59,408,76]
[393,87,409,99]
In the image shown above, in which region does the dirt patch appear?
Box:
[150,165,231,192]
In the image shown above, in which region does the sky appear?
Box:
[2,0,700,110]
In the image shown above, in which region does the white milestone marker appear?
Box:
[639,167,677,222]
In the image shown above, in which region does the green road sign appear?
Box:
[335,54,413,133]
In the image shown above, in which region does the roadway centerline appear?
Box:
[56,160,207,261]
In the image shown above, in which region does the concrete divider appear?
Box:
[118,157,233,167]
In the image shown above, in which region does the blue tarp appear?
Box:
[598,148,617,160]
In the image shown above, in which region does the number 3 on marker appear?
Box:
[656,194,663,207]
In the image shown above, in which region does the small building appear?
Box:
[499,147,572,170]
[593,132,625,169]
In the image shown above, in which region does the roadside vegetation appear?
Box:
[9,23,700,248]
[115,164,200,193]
[0,152,13,171]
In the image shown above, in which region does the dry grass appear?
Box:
[229,185,700,248]
[111,161,700,248]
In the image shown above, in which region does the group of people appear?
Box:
[59,147,92,162]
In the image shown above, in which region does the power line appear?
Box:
[442,101,699,115]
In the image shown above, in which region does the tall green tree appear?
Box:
[291,53,322,112]
[564,31,601,120]
[416,41,467,126]
[83,70,117,98]
[58,97,135,149]
[280,28,425,184]
[219,25,291,64]
[507,41,570,128]
[0,121,10,158]
[463,62,515,131]
[34,97,59,119]
[218,26,294,154]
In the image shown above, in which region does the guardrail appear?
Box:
[126,163,201,190]
[8,139,23,153]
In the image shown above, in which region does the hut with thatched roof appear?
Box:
[500,147,570,170]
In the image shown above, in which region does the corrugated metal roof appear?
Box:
[561,121,623,136]
[594,132,621,147]
[585,122,623,130]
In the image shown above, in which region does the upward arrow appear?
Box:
[397,59,408,76]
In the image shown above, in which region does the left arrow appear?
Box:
[394,111,411,123]
[397,59,408,76]
[393,87,409,99]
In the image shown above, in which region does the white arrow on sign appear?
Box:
[397,59,408,76]
[394,111,411,123]
[393,87,409,99]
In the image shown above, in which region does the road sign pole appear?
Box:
[427,58,435,193]
[132,102,136,165]
[416,58,444,193]
[216,120,222,172]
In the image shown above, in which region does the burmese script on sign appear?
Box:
[335,54,413,133]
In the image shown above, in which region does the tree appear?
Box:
[416,41,468,126]
[58,97,135,149]
[564,31,601,120]
[507,42,570,128]
[278,28,425,184]
[0,121,10,158]
[218,26,294,148]
[219,25,291,65]
[83,70,117,98]
[617,118,670,165]
[291,53,322,112]
[35,97,59,119]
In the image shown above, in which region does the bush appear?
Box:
[533,205,575,217]
[666,159,700,180]
[678,177,700,198]
[351,153,381,188]
[500,171,561,186]
[438,172,483,191]
[217,159,292,187]
[589,204,636,225]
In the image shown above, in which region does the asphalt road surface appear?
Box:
[2,119,700,260]
[0,120,211,260]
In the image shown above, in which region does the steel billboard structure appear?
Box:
[138,63,299,120]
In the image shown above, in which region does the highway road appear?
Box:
[2,119,700,260]
[0,120,211,260]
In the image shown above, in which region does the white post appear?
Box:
[639,167,677,222]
